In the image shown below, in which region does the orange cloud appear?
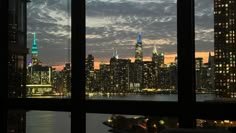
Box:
[142,39,174,45]
[52,65,65,71]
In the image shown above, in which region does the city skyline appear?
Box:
[87,0,214,69]
[27,0,214,69]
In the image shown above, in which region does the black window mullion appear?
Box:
[72,0,85,133]
[2,0,8,132]
[177,0,196,128]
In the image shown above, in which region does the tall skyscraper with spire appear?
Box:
[152,45,158,62]
[113,48,119,59]
[31,32,40,65]
[214,0,236,98]
[134,33,144,89]
[135,32,143,62]
[152,45,164,67]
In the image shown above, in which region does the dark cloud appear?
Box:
[28,0,214,65]
[86,0,214,62]
[86,1,176,17]
[27,0,71,65]
[195,40,214,52]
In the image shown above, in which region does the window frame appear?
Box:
[3,0,236,133]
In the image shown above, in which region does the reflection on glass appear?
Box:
[196,119,236,132]
[86,0,177,101]
[26,111,71,133]
[7,110,71,133]
[86,113,178,133]
[195,0,236,101]
[8,0,28,98]
[26,0,71,98]
[8,110,26,133]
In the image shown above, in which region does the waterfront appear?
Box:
[87,93,216,102]
[86,94,216,133]
[26,94,216,133]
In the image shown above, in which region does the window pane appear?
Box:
[7,110,71,133]
[27,111,70,133]
[195,0,236,101]
[86,0,177,101]
[86,113,178,133]
[26,0,71,98]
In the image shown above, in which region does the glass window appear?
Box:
[8,110,71,133]
[86,113,178,133]
[86,0,177,101]
[195,0,236,101]
[26,0,71,98]
[6,0,236,133]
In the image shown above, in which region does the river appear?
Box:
[26,94,216,133]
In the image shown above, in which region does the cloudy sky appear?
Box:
[27,0,71,66]
[27,0,214,69]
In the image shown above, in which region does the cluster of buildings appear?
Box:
[86,34,215,94]
[26,33,71,96]
[7,0,71,132]
[85,1,236,98]
[86,2,236,98]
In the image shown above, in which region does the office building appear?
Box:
[214,0,236,98]
[7,0,30,132]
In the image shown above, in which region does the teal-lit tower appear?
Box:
[31,32,39,65]
[135,32,143,62]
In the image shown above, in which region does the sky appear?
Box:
[27,0,214,70]
[27,0,71,67]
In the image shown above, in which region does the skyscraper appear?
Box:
[31,32,40,65]
[86,54,95,91]
[8,0,28,97]
[214,0,236,98]
[135,32,143,62]
[152,45,164,67]
[134,33,144,90]
[8,0,29,132]
[86,54,94,72]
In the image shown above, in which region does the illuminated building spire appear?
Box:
[31,32,39,65]
[115,49,119,59]
[153,45,158,55]
[112,48,119,59]
[135,32,143,62]
[137,32,142,44]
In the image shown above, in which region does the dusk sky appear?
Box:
[27,0,214,69]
